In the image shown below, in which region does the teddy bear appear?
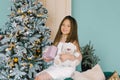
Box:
[54,42,80,67]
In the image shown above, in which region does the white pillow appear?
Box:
[72,64,105,80]
[72,71,89,80]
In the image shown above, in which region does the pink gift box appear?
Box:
[43,46,58,59]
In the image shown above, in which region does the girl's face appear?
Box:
[61,19,71,35]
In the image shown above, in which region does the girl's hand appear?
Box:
[60,53,75,62]
[59,53,67,62]
[43,58,53,62]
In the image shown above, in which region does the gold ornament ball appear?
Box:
[17,9,21,14]
[30,64,33,68]
[13,57,18,63]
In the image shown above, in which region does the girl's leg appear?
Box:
[35,71,53,80]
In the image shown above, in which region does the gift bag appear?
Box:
[43,46,58,59]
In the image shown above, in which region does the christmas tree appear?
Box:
[0,0,51,79]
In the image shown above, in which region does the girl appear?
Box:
[35,15,82,80]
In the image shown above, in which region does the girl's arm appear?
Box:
[60,50,82,62]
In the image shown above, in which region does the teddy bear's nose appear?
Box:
[67,48,71,51]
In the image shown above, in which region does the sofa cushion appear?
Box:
[108,71,120,80]
[65,72,120,80]
[72,64,105,80]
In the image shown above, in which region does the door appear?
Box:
[39,0,71,40]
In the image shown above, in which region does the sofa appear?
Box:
[65,72,119,80]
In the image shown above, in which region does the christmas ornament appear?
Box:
[30,63,33,68]
[13,57,18,63]
[17,9,22,14]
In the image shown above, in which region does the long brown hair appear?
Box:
[53,16,80,49]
